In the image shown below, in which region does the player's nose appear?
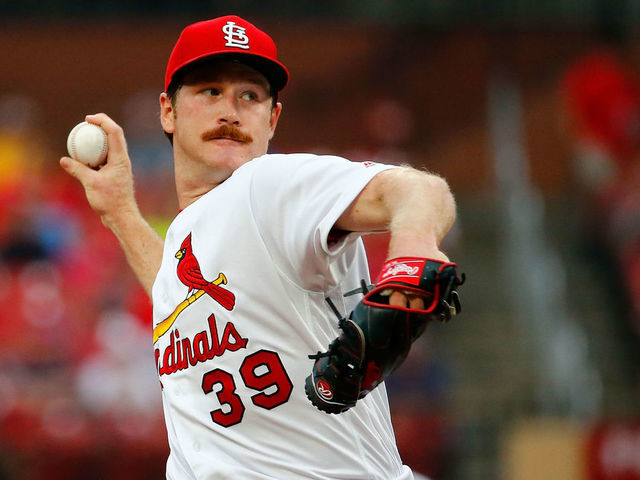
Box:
[218,96,241,125]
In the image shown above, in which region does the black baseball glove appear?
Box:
[305,257,465,414]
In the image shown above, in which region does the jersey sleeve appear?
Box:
[249,154,394,291]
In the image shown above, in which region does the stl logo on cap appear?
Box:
[223,21,250,50]
[164,15,290,93]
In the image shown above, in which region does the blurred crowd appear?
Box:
[0,92,173,479]
[560,44,640,341]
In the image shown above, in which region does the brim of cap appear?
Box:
[168,51,289,93]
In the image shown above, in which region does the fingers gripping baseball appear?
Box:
[59,153,98,183]
[86,113,128,163]
[60,113,137,221]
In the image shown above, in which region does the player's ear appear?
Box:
[268,102,282,140]
[160,92,176,134]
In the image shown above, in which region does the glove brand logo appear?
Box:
[317,380,333,400]
[223,21,250,49]
[381,262,420,279]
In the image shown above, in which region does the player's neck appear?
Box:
[176,184,215,209]
[173,150,237,208]
[176,169,232,208]
[174,167,230,210]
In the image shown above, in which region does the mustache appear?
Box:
[201,124,253,143]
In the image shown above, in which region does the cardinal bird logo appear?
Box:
[175,233,235,310]
[152,233,235,344]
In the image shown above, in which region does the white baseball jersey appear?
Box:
[152,153,414,479]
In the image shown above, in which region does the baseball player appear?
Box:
[60,15,463,480]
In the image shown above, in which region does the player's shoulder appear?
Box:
[238,153,395,192]
[252,152,349,166]
[245,152,372,176]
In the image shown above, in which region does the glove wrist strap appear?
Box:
[377,257,454,287]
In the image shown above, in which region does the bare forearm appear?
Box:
[103,209,164,297]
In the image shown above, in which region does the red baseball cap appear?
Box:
[164,15,289,93]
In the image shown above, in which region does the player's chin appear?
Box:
[209,141,264,163]
[202,139,254,161]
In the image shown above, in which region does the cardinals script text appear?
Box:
[155,313,248,376]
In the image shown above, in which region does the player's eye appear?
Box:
[203,88,221,97]
[240,91,258,101]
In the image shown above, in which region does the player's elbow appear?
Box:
[430,173,456,224]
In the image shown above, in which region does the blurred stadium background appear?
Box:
[1,1,640,479]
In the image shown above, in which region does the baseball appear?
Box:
[67,121,109,167]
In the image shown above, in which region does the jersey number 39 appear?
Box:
[201,349,293,427]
